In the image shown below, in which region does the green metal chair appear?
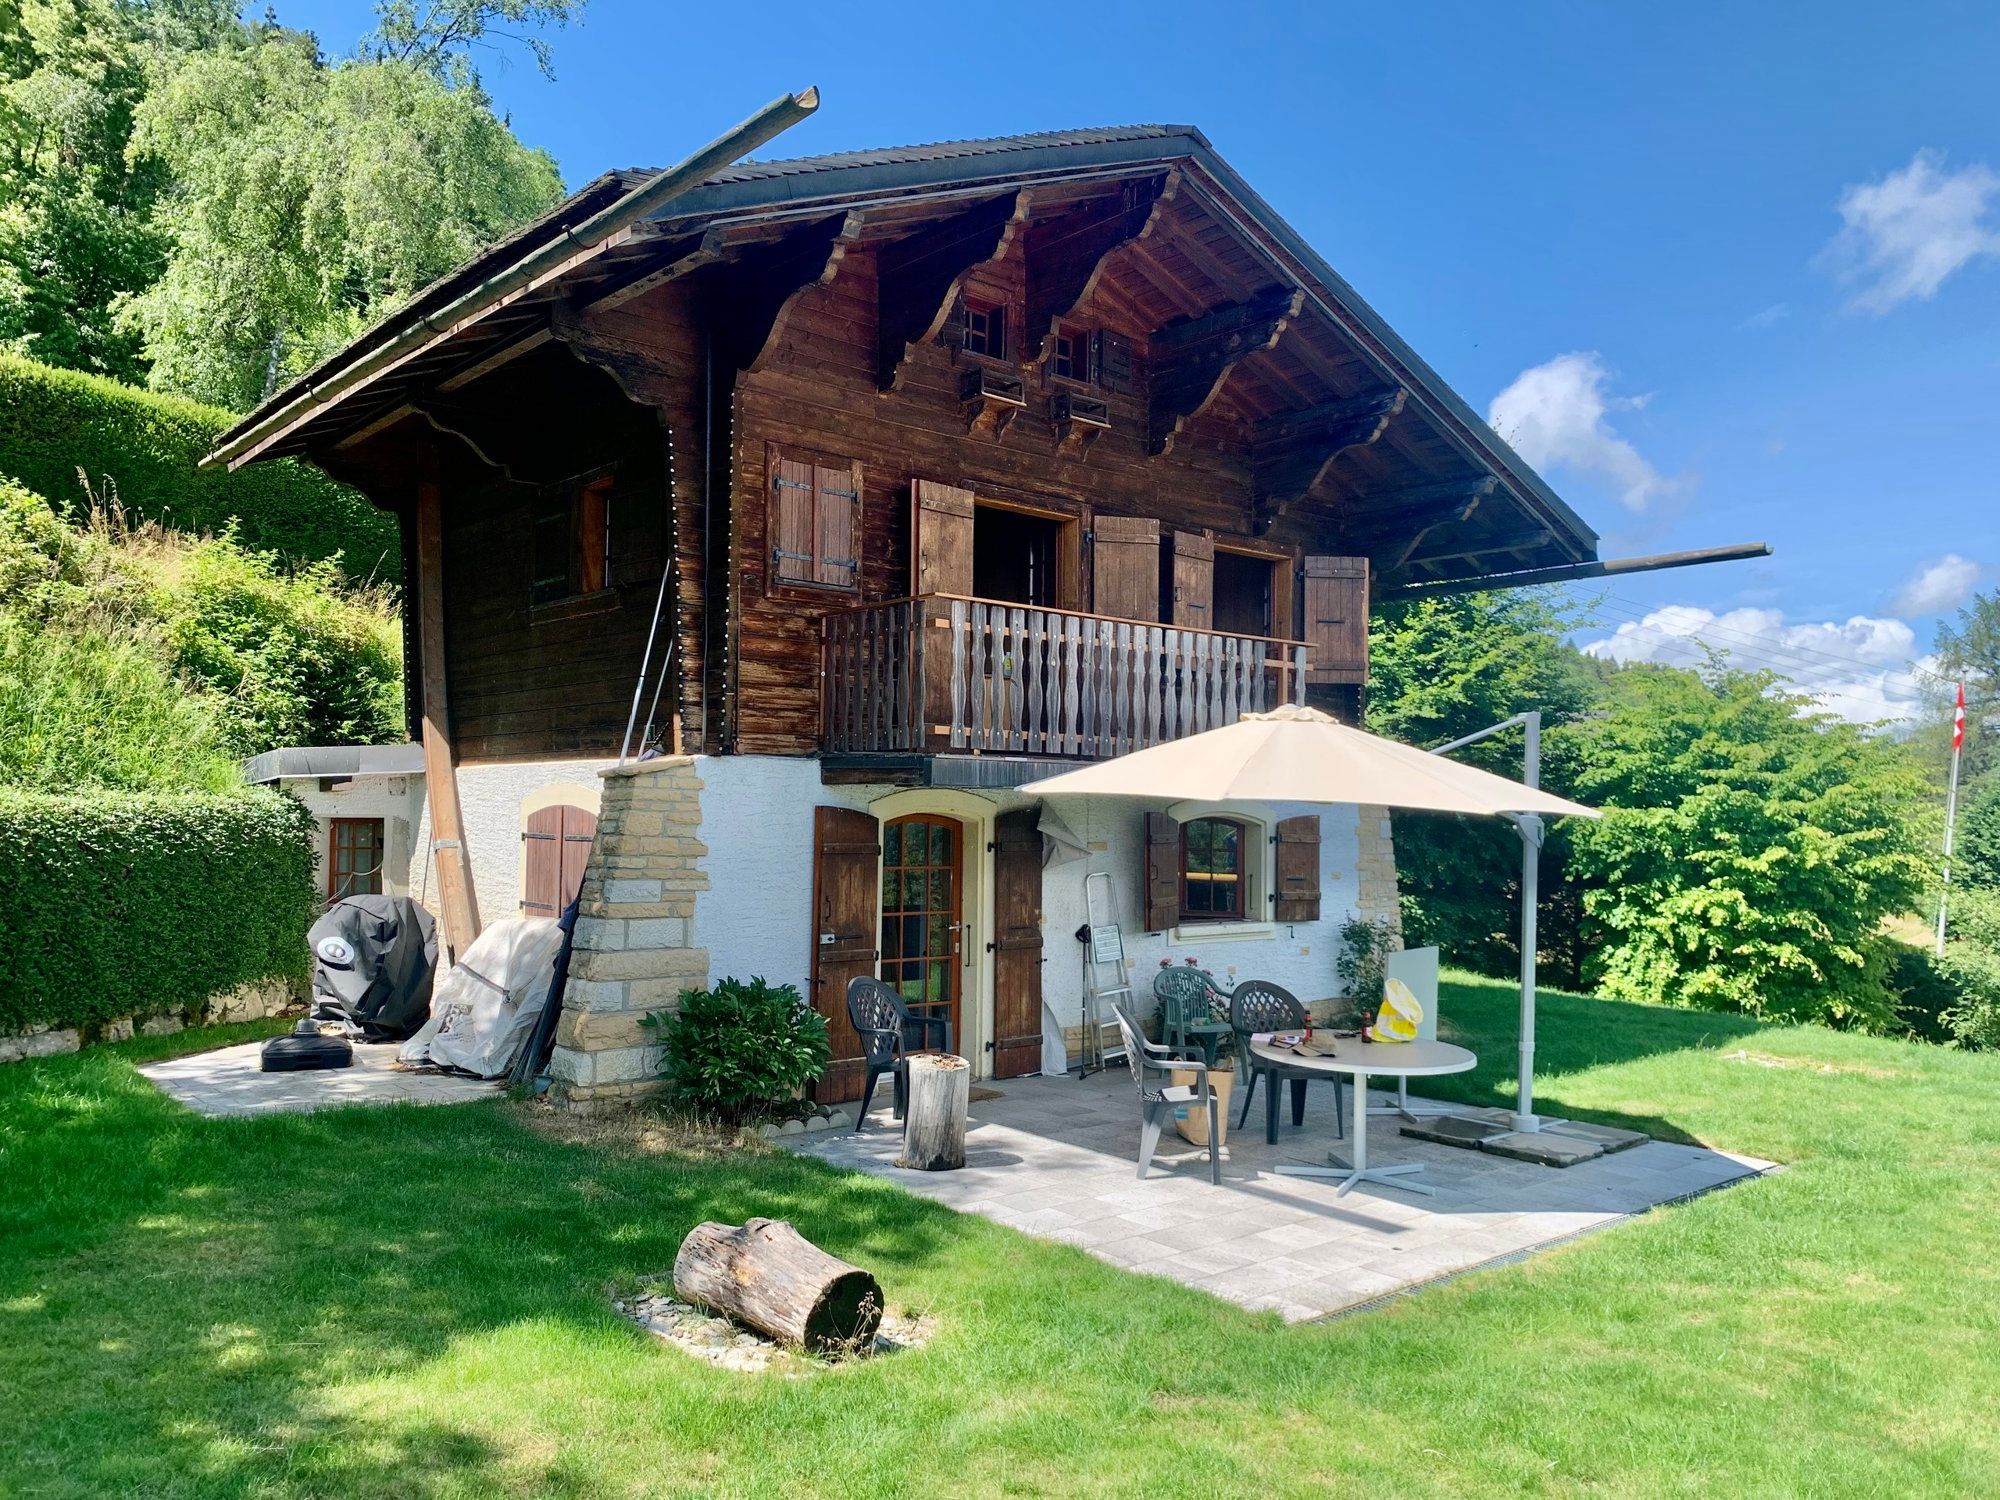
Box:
[1152,965,1235,1068]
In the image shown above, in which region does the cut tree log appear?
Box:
[897,1052,969,1170]
[672,1217,883,1352]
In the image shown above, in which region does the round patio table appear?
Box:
[1250,1038,1477,1197]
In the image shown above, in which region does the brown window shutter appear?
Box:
[558,805,597,911]
[768,447,816,585]
[1094,514,1161,622]
[1303,555,1369,684]
[991,809,1045,1078]
[910,478,975,595]
[813,460,861,590]
[521,806,564,916]
[1272,814,1321,922]
[1144,811,1180,932]
[1094,330,1136,394]
[1170,530,1213,630]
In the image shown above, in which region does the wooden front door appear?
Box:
[811,806,882,1103]
[879,815,964,1053]
[991,809,1045,1078]
[521,804,596,917]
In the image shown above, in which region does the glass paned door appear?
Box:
[880,815,963,1046]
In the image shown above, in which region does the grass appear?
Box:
[3,978,1998,1498]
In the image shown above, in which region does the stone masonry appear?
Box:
[1353,803,1401,933]
[549,755,710,1110]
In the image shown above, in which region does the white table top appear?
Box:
[1248,1037,1477,1080]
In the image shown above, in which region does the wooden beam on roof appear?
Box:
[1340,474,1498,562]
[434,323,556,392]
[1379,541,1772,601]
[1251,387,1407,533]
[569,227,731,316]
[876,190,1029,392]
[1023,174,1172,362]
[1395,528,1556,572]
[1147,285,1304,456]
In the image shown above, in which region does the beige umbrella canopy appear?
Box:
[1021,705,1597,819]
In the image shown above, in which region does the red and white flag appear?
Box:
[1955,682,1967,751]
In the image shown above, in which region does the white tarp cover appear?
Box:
[400,918,564,1079]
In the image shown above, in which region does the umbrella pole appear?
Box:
[1513,712,1543,1132]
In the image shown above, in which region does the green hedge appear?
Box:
[0,354,398,578]
[0,789,318,1036]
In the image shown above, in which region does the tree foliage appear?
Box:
[364,0,585,82]
[1954,776,2000,891]
[1932,587,2000,784]
[1561,667,1930,1029]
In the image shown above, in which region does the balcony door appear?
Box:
[880,814,965,1050]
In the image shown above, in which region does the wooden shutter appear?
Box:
[991,809,1045,1078]
[910,479,975,595]
[574,475,611,594]
[1094,330,1136,394]
[813,460,860,590]
[809,805,881,1103]
[1143,811,1179,932]
[769,448,816,585]
[1272,815,1321,922]
[521,806,563,916]
[530,487,570,605]
[1303,555,1369,684]
[1093,514,1161,622]
[558,805,596,911]
[1170,530,1213,630]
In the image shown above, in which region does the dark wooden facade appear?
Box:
[222,127,1601,769]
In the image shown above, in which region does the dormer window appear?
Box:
[1052,324,1092,383]
[961,298,1007,360]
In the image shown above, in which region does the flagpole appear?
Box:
[1937,682,1966,957]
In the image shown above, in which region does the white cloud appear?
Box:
[1488,352,1682,512]
[1891,553,1981,616]
[1741,302,1790,330]
[1821,149,2000,314]
[1580,605,1937,725]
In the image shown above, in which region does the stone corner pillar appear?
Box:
[548,755,711,1112]
[1354,803,1401,938]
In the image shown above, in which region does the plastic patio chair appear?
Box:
[1151,965,1235,1067]
[1111,1004,1221,1184]
[1229,979,1345,1140]
[845,976,952,1131]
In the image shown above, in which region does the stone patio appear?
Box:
[140,1040,503,1117]
[788,1069,1776,1322]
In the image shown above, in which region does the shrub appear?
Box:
[0,353,397,577]
[1939,889,2000,1049]
[1338,914,1397,1010]
[0,788,317,1036]
[647,977,831,1124]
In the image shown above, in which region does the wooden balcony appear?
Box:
[822,595,1311,759]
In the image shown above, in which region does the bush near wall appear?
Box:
[0,354,397,579]
[0,789,317,1036]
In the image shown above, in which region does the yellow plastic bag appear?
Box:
[1366,977,1423,1042]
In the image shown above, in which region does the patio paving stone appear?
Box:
[140,1040,501,1117]
[786,1070,1777,1321]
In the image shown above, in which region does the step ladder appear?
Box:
[1078,871,1132,1076]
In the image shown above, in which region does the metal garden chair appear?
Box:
[1151,964,1235,1067]
[1111,1004,1221,1184]
[845,976,952,1131]
[1229,979,1345,1141]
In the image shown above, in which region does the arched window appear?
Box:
[1180,817,1247,921]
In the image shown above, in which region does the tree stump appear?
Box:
[672,1218,883,1353]
[897,1052,969,1171]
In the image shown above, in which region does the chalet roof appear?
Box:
[208,118,1604,582]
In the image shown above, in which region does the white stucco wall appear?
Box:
[274,774,420,900]
[411,758,614,920]
[690,755,1382,1076]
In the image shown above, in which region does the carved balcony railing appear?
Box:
[822,594,1311,758]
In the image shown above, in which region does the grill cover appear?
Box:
[308,896,439,1041]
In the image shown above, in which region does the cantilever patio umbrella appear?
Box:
[1020,704,1598,1130]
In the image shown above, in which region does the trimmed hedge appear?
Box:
[0,789,318,1036]
[0,354,398,578]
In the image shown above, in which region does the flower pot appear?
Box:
[1169,1066,1231,1148]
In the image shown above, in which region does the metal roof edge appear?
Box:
[243,743,427,784]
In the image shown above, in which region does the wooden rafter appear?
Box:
[1395,527,1556,574]
[740,211,867,374]
[712,214,859,371]
[571,227,730,315]
[1027,171,1182,356]
[1251,387,1407,532]
[875,190,1030,391]
[1147,285,1304,455]
[1023,173,1172,361]
[1342,475,1499,564]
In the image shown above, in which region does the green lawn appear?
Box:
[3,978,1998,1499]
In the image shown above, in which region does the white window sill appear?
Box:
[1169,921,1276,946]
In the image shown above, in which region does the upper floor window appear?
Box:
[531,467,614,606]
[1051,324,1092,383]
[767,446,862,592]
[961,298,1008,360]
[1181,816,1247,921]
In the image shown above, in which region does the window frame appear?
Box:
[960,296,1009,362]
[327,817,387,901]
[1179,815,1250,924]
[530,463,619,612]
[1050,323,1094,385]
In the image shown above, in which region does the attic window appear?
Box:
[531,469,615,606]
[1052,324,1092,383]
[962,298,1008,360]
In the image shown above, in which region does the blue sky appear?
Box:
[284,1,2000,722]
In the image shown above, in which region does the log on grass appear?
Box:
[897,1052,969,1171]
[672,1217,882,1352]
